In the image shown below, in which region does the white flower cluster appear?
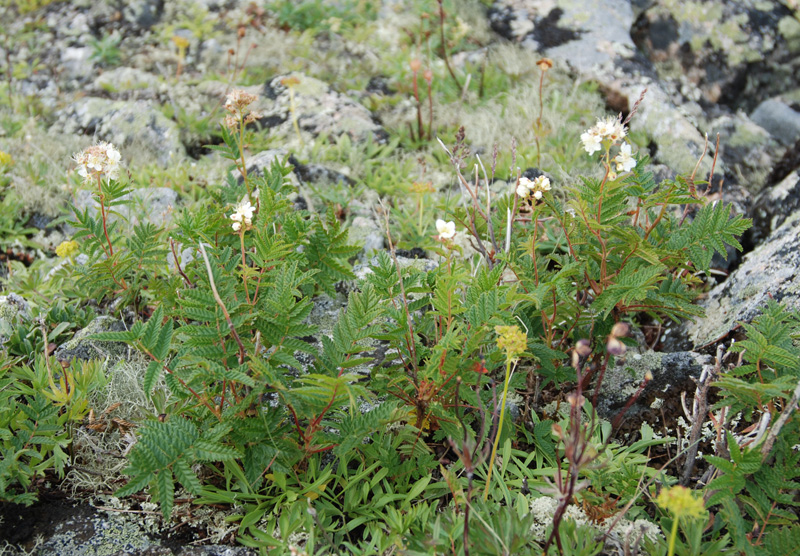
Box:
[435,219,456,240]
[516,175,551,200]
[230,199,255,232]
[581,115,627,155]
[73,142,122,182]
[580,115,638,175]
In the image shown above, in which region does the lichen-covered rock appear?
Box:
[258,73,388,147]
[51,98,185,167]
[92,66,162,96]
[72,187,178,228]
[705,108,779,192]
[687,208,800,348]
[631,0,798,110]
[56,316,128,363]
[595,349,712,418]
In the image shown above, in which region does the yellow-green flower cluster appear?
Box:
[56,240,80,259]
[495,325,527,362]
[0,151,13,167]
[655,485,706,520]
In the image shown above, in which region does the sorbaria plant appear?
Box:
[14,79,775,556]
[74,89,367,518]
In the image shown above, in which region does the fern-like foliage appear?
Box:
[117,419,240,519]
[304,207,360,296]
[668,200,751,273]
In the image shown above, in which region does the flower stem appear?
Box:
[240,230,250,304]
[483,358,512,500]
[96,174,114,257]
[667,516,679,556]
[238,113,251,201]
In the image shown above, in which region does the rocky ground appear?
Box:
[1,0,799,554]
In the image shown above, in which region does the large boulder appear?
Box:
[631,0,799,110]
[258,73,389,147]
[51,98,185,167]
[72,187,178,228]
[687,208,800,349]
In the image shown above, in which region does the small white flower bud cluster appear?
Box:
[73,142,122,182]
[516,175,551,200]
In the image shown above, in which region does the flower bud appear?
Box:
[410,58,422,72]
[611,322,629,338]
[607,336,626,356]
[575,339,592,357]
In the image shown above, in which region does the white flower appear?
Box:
[532,175,550,192]
[230,200,255,232]
[614,142,636,173]
[436,219,456,240]
[596,115,626,143]
[516,176,533,198]
[533,189,543,200]
[580,130,602,155]
[73,142,122,182]
[581,115,627,156]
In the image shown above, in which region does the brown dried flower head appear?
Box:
[224,89,258,114]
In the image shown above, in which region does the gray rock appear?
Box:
[489,0,637,71]
[687,208,800,349]
[489,1,714,177]
[51,98,185,168]
[631,0,797,110]
[56,316,128,363]
[595,350,712,419]
[705,109,780,192]
[121,0,164,30]
[751,99,800,147]
[258,73,388,147]
[236,149,292,180]
[750,169,800,245]
[93,67,161,95]
[60,46,95,81]
[72,187,178,228]
[349,216,385,262]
